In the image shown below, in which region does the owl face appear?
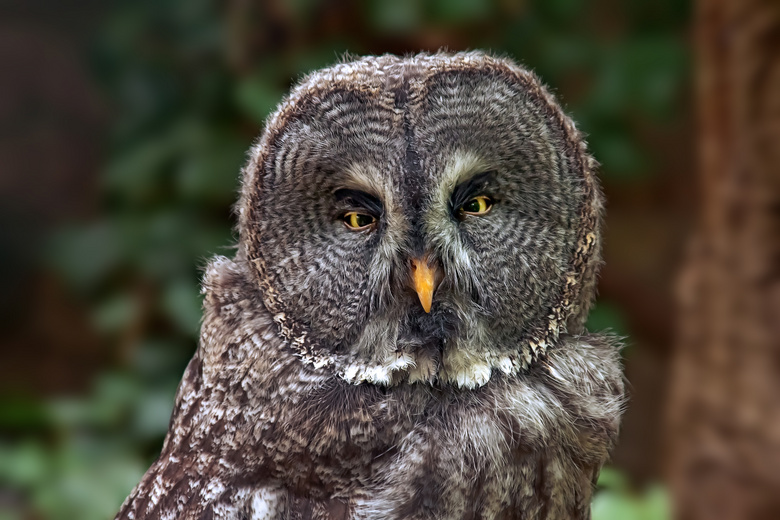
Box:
[240,53,602,387]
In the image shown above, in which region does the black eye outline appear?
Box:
[449,170,497,220]
[334,189,383,232]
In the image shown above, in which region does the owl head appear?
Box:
[237,51,603,388]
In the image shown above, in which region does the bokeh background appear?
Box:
[2,0,777,519]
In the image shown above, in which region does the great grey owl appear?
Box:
[115,51,624,520]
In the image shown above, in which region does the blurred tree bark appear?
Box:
[668,0,780,519]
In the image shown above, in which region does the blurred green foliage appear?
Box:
[1,0,688,518]
[593,468,671,520]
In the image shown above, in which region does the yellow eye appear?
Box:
[460,195,493,216]
[342,211,377,230]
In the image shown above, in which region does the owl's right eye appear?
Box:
[342,212,377,230]
[334,188,382,231]
[460,195,493,216]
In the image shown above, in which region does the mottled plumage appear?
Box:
[116,51,624,520]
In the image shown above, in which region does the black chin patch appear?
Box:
[398,306,460,358]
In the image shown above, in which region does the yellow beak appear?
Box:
[410,257,441,313]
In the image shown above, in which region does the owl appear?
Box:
[115,51,624,520]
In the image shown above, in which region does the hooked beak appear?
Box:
[409,256,442,313]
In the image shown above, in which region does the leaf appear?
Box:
[103,132,180,202]
[429,0,493,24]
[92,293,141,335]
[48,222,126,292]
[593,468,671,520]
[592,491,642,520]
[587,302,630,337]
[533,0,587,24]
[622,37,688,119]
[132,386,176,439]
[0,441,49,487]
[234,75,286,125]
[596,466,630,490]
[590,130,651,179]
[160,277,202,336]
[367,0,423,33]
[175,129,245,204]
[34,447,146,520]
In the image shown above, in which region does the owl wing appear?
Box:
[114,357,224,519]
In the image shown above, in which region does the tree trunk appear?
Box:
[667,1,780,519]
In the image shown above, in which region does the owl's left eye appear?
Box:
[342,212,377,230]
[459,195,493,216]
